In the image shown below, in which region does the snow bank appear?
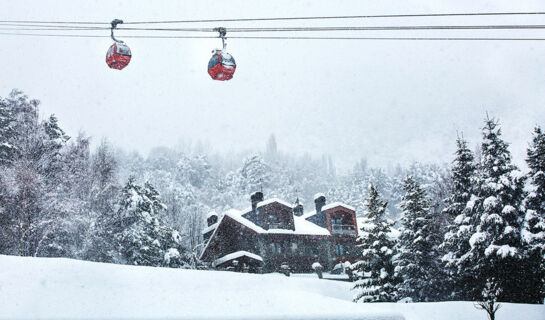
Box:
[0,255,543,320]
[0,255,399,320]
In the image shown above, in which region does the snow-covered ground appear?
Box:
[0,255,543,320]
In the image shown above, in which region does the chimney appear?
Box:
[293,198,304,217]
[206,211,218,226]
[314,193,326,215]
[251,191,264,212]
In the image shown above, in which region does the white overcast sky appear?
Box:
[1,0,544,170]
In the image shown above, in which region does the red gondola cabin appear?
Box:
[106,42,131,70]
[208,50,236,81]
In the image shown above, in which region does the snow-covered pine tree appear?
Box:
[239,154,271,194]
[110,178,188,267]
[3,90,47,256]
[440,136,477,300]
[395,176,437,302]
[352,184,398,302]
[0,97,17,166]
[523,126,545,303]
[265,133,278,162]
[465,116,527,302]
[36,134,92,259]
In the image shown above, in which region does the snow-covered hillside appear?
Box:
[0,255,543,320]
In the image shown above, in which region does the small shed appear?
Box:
[212,251,264,272]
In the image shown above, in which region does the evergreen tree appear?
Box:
[0,97,17,165]
[36,134,92,259]
[440,136,477,299]
[395,176,437,302]
[352,184,398,302]
[239,154,271,193]
[465,116,527,302]
[523,126,545,302]
[109,178,188,267]
[265,134,278,162]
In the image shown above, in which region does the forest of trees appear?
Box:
[351,117,545,304]
[0,90,543,304]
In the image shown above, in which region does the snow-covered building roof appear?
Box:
[201,222,218,235]
[292,216,330,235]
[256,198,295,209]
[212,251,263,267]
[223,211,267,234]
[224,209,329,236]
[300,202,354,220]
[300,210,317,220]
[322,202,356,212]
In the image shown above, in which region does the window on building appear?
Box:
[270,242,283,254]
[335,243,345,256]
[268,214,283,229]
[291,242,298,253]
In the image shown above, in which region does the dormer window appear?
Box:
[329,211,356,236]
[268,213,282,229]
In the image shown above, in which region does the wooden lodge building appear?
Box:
[200,191,360,272]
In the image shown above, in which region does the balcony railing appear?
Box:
[331,224,356,235]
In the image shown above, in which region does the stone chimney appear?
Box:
[314,193,326,215]
[293,198,304,217]
[251,191,264,212]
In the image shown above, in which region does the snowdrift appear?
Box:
[0,255,543,320]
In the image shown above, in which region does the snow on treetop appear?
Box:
[485,244,518,258]
[212,250,263,267]
[314,193,325,200]
[483,196,498,210]
[502,205,516,214]
[163,248,180,265]
[312,262,323,270]
[469,232,486,248]
[454,214,465,225]
[465,195,479,210]
[484,213,503,225]
[387,227,401,240]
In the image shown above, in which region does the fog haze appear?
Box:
[1,0,544,170]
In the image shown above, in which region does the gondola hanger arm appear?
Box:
[111,19,124,43]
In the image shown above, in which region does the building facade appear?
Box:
[200,192,360,272]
